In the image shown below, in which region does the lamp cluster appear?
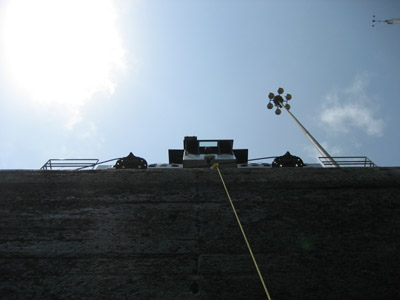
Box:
[267,87,292,115]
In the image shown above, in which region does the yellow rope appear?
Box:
[211,163,272,300]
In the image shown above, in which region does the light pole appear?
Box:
[372,15,400,27]
[267,88,339,168]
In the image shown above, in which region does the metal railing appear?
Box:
[40,159,99,170]
[319,156,377,168]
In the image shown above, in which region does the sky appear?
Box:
[0,0,399,169]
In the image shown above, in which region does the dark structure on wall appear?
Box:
[0,167,399,299]
[169,136,248,168]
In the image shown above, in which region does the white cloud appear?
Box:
[321,104,384,136]
[78,121,98,139]
[320,73,384,137]
[344,73,368,95]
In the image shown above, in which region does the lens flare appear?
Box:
[3,0,125,108]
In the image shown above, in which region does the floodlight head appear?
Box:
[273,95,284,107]
[267,88,293,116]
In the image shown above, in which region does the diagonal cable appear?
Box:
[212,163,272,300]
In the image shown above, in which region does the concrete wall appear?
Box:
[0,168,399,299]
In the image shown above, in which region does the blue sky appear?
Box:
[0,0,399,169]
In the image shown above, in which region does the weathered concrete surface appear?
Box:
[0,168,399,299]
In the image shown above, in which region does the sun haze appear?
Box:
[3,0,125,109]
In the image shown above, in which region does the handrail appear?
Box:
[41,159,99,170]
[319,156,377,168]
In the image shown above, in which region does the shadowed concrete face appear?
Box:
[0,168,399,299]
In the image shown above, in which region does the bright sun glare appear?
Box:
[3,0,124,108]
